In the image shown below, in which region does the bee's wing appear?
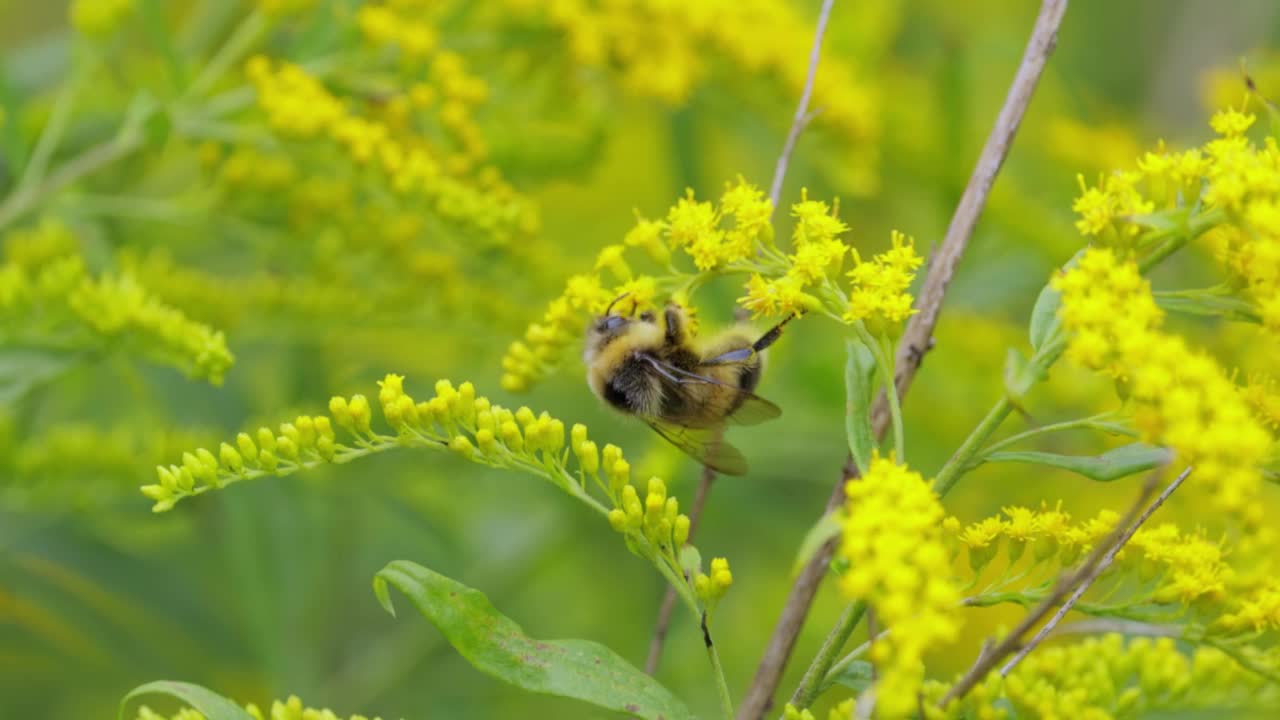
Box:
[643,419,749,476]
[637,353,782,427]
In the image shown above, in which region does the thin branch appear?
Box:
[739,2,1069,716]
[769,0,836,208]
[998,465,1192,676]
[939,465,1190,708]
[646,463,716,674]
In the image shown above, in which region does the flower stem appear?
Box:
[787,600,866,710]
[934,395,1015,498]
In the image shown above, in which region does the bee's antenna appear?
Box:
[604,292,631,316]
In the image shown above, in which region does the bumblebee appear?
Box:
[584,296,791,475]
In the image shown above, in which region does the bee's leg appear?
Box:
[703,315,794,365]
[751,314,795,353]
[663,303,686,345]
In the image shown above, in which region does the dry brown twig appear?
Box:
[939,465,1192,708]
[738,1,1070,716]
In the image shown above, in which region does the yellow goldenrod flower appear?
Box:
[843,230,922,331]
[837,455,962,718]
[929,635,1280,719]
[1054,247,1272,513]
[738,273,821,319]
[145,375,713,606]
[0,224,234,384]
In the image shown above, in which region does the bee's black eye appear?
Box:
[603,315,627,332]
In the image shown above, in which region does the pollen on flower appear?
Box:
[837,455,961,717]
[842,230,922,331]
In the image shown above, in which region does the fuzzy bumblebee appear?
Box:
[583,296,790,475]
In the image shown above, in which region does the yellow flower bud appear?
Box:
[515,406,535,428]
[571,423,588,448]
[236,432,258,464]
[276,436,299,461]
[674,514,691,547]
[500,420,523,452]
[456,382,476,424]
[608,509,628,532]
[295,416,317,448]
[449,435,475,459]
[219,442,244,473]
[609,458,631,493]
[259,450,279,471]
[141,484,171,502]
[476,428,496,453]
[348,394,373,434]
[316,435,335,462]
[545,419,565,454]
[280,423,301,448]
[379,373,405,406]
[257,427,277,453]
[576,440,599,474]
[329,396,352,429]
[157,465,179,491]
[313,416,334,442]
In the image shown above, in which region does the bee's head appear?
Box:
[583,293,656,360]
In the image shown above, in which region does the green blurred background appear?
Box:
[2,0,1280,717]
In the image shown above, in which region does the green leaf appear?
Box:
[0,347,83,405]
[119,681,253,720]
[984,442,1172,482]
[375,560,695,720]
[828,660,874,693]
[791,512,842,577]
[1003,347,1039,400]
[1128,208,1188,234]
[1028,281,1062,352]
[678,544,702,577]
[844,339,877,475]
[1154,291,1261,323]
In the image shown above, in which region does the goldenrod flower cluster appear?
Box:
[929,635,1280,720]
[1053,247,1273,512]
[500,0,880,189]
[739,190,922,331]
[144,374,723,605]
[504,179,922,392]
[782,699,854,720]
[0,222,234,384]
[1244,373,1280,431]
[135,694,389,720]
[836,456,961,718]
[1074,107,1280,332]
[953,504,1230,604]
[244,56,534,243]
[69,0,134,37]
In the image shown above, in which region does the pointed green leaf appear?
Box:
[828,660,875,693]
[119,681,253,720]
[1127,208,1188,234]
[984,443,1171,482]
[373,575,395,617]
[1154,291,1261,323]
[678,545,703,577]
[845,340,877,475]
[1028,281,1062,352]
[792,512,842,577]
[375,560,694,720]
